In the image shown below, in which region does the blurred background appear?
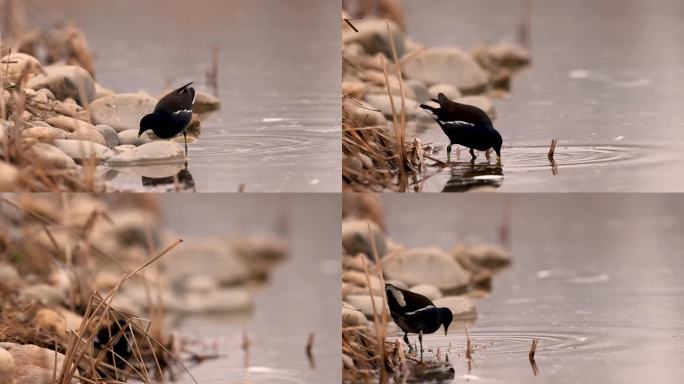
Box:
[19,0,340,192]
[380,193,684,383]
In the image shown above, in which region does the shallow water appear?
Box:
[380,194,684,383]
[31,0,340,192]
[404,0,684,192]
[155,195,341,383]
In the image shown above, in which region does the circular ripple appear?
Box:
[498,144,648,170]
[192,131,315,158]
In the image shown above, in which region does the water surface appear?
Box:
[156,195,341,383]
[404,0,684,192]
[32,0,340,192]
[381,194,684,383]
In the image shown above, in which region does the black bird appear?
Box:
[420,93,502,163]
[385,283,453,358]
[93,318,133,369]
[139,82,196,155]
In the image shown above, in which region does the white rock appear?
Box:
[433,296,478,320]
[410,284,443,301]
[107,141,185,166]
[342,220,387,258]
[403,47,489,93]
[364,94,420,119]
[0,162,19,191]
[29,143,77,169]
[53,139,115,162]
[0,347,14,384]
[26,65,96,105]
[118,129,150,146]
[382,247,470,292]
[89,93,157,132]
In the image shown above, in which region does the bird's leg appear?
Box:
[446,144,452,164]
[183,131,188,156]
[403,332,413,352]
[419,330,424,361]
[470,148,476,160]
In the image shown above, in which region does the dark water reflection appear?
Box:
[155,195,341,383]
[404,0,684,192]
[32,0,340,192]
[380,194,684,383]
[441,161,504,192]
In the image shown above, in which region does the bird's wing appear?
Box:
[405,305,436,316]
[386,285,436,313]
[156,85,195,114]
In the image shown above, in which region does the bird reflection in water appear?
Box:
[141,162,196,192]
[442,160,504,192]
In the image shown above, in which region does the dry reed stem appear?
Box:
[464,327,472,362]
[548,138,557,159]
[305,333,315,369]
[529,338,540,376]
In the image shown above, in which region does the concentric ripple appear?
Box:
[498,144,652,170]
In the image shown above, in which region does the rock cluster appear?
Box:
[342,10,530,179]
[0,38,220,191]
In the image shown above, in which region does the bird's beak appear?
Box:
[444,326,449,336]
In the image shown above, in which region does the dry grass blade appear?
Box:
[305,333,315,369]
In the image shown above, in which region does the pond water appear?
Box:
[404,0,684,192]
[154,195,341,383]
[31,0,340,192]
[380,194,684,383]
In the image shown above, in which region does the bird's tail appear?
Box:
[419,103,437,112]
[175,82,194,92]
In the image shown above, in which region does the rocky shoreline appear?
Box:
[0,20,220,192]
[341,193,511,382]
[0,195,287,383]
[342,5,531,191]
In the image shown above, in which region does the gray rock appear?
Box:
[342,19,405,59]
[403,47,489,94]
[107,141,185,166]
[342,220,387,259]
[454,244,511,270]
[342,306,367,327]
[36,88,55,102]
[95,124,119,148]
[405,79,430,103]
[428,84,461,100]
[456,96,496,120]
[175,287,252,313]
[193,91,221,113]
[0,263,20,287]
[433,296,478,320]
[53,140,115,162]
[410,284,443,301]
[364,94,420,119]
[94,82,115,99]
[346,294,387,318]
[45,115,96,133]
[29,143,77,169]
[118,129,150,146]
[382,247,470,292]
[113,144,136,154]
[66,128,107,146]
[89,92,157,132]
[161,238,251,286]
[26,65,96,105]
[18,284,66,305]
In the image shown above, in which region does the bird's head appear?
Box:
[439,307,453,335]
[492,130,503,161]
[139,113,156,137]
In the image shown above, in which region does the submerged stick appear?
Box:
[464,327,472,361]
[529,339,540,376]
[548,138,557,160]
[305,333,315,369]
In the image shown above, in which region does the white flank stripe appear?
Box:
[173,109,192,115]
[444,121,474,127]
[405,305,435,316]
[386,285,406,307]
